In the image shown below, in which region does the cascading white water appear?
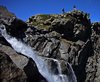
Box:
[0,25,77,82]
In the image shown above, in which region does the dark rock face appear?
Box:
[1,18,28,39]
[24,58,47,82]
[6,18,28,39]
[51,18,75,40]
[51,11,91,42]
[85,29,100,82]
[0,36,11,46]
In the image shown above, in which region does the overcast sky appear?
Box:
[0,0,100,22]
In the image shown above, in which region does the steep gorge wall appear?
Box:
[0,6,100,82]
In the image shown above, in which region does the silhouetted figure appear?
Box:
[62,8,65,14]
[73,5,76,10]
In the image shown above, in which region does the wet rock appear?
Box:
[45,58,60,74]
[5,18,28,39]
[45,58,69,76]
[0,42,47,82]
[24,58,47,82]
[51,18,74,40]
[0,36,11,46]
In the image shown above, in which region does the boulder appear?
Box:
[0,42,47,82]
[0,47,27,82]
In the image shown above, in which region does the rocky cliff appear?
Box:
[0,6,100,82]
[0,6,47,82]
[25,10,93,82]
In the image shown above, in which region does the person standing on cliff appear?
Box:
[62,8,65,14]
[73,5,77,11]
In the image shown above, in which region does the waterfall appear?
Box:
[0,25,77,82]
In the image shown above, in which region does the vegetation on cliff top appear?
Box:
[27,9,90,31]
